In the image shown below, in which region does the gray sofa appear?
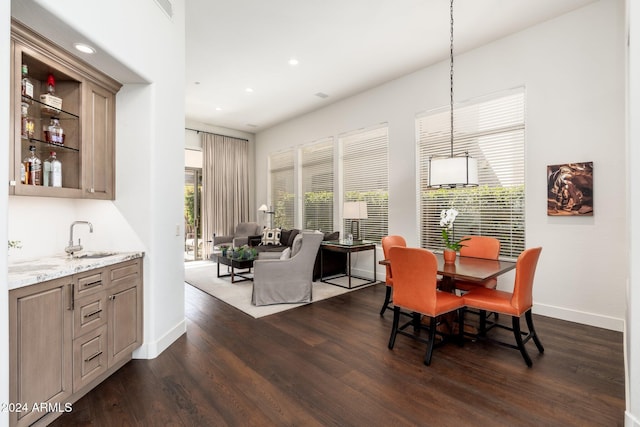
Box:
[251,231,324,306]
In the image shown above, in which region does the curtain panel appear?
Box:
[201,133,249,258]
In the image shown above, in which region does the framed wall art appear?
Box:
[547,162,593,216]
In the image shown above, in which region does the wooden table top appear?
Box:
[380,252,516,284]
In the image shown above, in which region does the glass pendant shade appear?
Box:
[428,155,479,188]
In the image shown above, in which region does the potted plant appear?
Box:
[440,208,470,263]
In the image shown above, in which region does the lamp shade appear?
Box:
[258,204,269,212]
[428,156,479,188]
[343,201,368,219]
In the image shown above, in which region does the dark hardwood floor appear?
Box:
[52,282,625,426]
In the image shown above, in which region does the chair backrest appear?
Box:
[388,246,438,315]
[511,247,543,313]
[381,235,407,284]
[459,236,500,260]
[235,222,262,237]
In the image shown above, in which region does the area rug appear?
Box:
[184,261,375,318]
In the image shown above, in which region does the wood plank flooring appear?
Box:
[51,282,625,426]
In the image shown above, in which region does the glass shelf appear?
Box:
[21,95,79,120]
[22,136,79,153]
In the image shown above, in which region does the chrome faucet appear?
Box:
[65,221,94,256]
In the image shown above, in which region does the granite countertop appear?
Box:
[8,251,144,290]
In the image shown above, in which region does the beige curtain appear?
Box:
[202,133,249,258]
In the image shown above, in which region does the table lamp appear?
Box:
[343,201,368,241]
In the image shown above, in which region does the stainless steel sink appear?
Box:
[73,252,117,259]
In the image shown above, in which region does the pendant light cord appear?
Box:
[449,0,455,157]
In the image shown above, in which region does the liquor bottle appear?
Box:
[20,102,35,139]
[22,145,42,185]
[44,151,62,188]
[46,117,64,145]
[21,64,34,102]
[40,73,63,114]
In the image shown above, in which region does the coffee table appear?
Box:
[213,254,254,283]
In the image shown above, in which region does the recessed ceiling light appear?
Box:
[245,87,254,93]
[215,107,222,111]
[74,43,96,54]
[288,58,299,66]
[315,92,329,99]
[194,81,201,85]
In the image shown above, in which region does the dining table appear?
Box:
[379,251,517,293]
[379,251,517,340]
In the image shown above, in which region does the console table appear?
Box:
[320,240,377,289]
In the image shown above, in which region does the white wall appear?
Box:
[1,2,11,426]
[255,0,626,331]
[7,0,186,390]
[626,0,639,424]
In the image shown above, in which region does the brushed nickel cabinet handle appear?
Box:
[84,309,102,319]
[85,280,102,288]
[85,351,103,362]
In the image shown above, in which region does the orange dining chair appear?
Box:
[463,247,544,367]
[387,246,465,366]
[379,235,407,316]
[456,235,501,291]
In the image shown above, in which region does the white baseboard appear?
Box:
[133,318,187,359]
[529,303,623,332]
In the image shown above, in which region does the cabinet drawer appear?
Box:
[75,269,106,297]
[109,259,140,285]
[73,324,108,393]
[74,293,107,338]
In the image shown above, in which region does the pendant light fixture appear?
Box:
[428,0,479,189]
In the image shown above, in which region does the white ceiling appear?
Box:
[185,0,597,133]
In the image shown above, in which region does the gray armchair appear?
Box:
[251,231,324,306]
[213,222,263,248]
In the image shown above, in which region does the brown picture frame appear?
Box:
[547,162,593,216]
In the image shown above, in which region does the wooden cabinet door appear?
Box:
[107,281,140,367]
[82,81,115,200]
[107,258,142,367]
[9,277,73,427]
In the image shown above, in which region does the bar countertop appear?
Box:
[8,251,144,290]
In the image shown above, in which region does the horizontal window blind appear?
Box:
[302,138,334,232]
[269,149,295,229]
[341,125,389,243]
[417,89,525,258]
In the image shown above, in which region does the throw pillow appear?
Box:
[287,229,300,246]
[261,228,281,245]
[280,229,292,246]
[279,247,291,260]
[290,234,303,257]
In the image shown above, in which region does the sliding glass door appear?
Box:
[184,167,203,261]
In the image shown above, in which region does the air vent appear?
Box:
[315,92,329,99]
[154,0,173,18]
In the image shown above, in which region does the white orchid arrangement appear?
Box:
[439,208,470,251]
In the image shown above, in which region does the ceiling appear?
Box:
[185,0,596,133]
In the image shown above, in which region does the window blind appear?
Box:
[269,149,295,229]
[301,138,334,232]
[340,125,389,243]
[417,89,525,258]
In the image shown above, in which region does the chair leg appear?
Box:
[388,306,401,349]
[512,315,533,367]
[478,310,487,336]
[412,312,421,334]
[525,310,545,354]
[424,316,437,366]
[380,286,392,316]
[457,308,465,346]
